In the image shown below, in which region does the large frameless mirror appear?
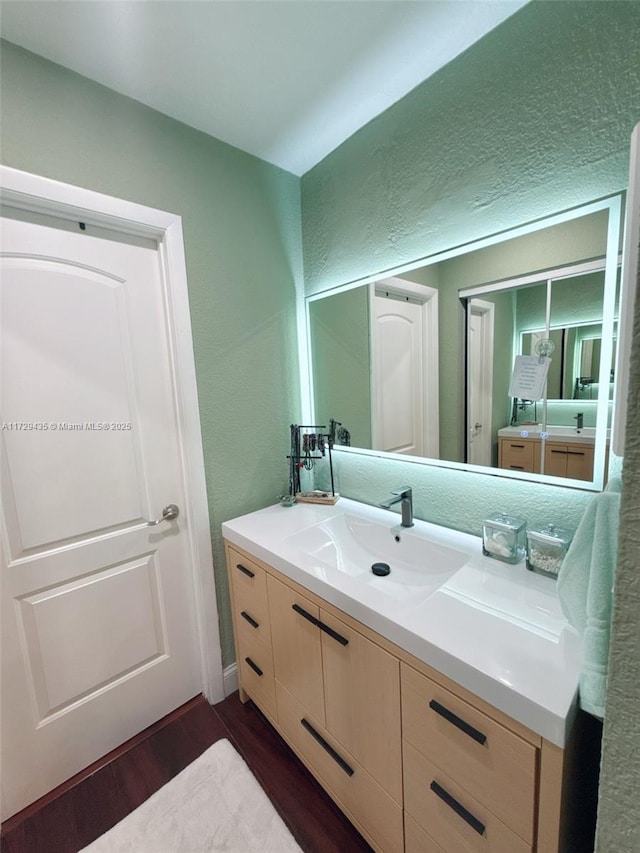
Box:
[306,194,622,490]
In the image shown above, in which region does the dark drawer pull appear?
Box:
[509,465,524,470]
[429,699,487,745]
[240,610,259,629]
[511,443,525,448]
[244,657,263,677]
[292,602,320,627]
[567,450,586,456]
[550,449,568,455]
[319,621,349,646]
[236,563,255,578]
[300,718,354,777]
[292,604,349,646]
[430,780,485,836]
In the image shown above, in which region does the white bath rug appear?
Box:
[80,738,303,852]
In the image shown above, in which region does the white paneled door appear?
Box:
[373,293,425,455]
[1,205,208,819]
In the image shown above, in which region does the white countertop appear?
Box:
[222,498,582,747]
[498,425,602,445]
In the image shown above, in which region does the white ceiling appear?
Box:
[0,1,529,176]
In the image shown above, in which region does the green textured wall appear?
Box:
[302,2,639,297]
[596,248,640,852]
[0,40,302,668]
[301,3,640,850]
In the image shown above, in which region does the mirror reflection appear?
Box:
[307,196,621,489]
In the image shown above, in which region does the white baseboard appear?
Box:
[223,663,238,697]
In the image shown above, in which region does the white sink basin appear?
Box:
[283,511,469,603]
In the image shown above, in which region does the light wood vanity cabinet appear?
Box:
[225,541,574,853]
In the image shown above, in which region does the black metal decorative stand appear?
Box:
[287,424,338,504]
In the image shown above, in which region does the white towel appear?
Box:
[557,488,621,718]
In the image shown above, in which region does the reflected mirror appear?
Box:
[306,195,622,490]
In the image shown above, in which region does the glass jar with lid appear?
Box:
[482,512,526,564]
[526,523,572,579]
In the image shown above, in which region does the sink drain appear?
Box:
[371,562,391,577]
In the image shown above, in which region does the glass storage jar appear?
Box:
[482,512,526,564]
[526,523,572,579]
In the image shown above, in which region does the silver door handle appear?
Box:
[147,504,180,526]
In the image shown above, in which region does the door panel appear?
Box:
[373,295,424,455]
[1,211,201,819]
[19,554,165,719]
[3,260,142,551]
[467,302,494,467]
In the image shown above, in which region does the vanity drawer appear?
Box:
[401,663,537,844]
[275,680,403,853]
[405,813,448,853]
[227,546,270,626]
[234,598,273,651]
[236,629,277,719]
[404,741,531,853]
[499,438,540,473]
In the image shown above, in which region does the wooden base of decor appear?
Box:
[296,491,340,505]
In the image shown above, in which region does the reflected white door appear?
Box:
[1,211,201,819]
[373,294,425,455]
[467,300,494,466]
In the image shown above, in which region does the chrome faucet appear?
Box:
[380,487,414,528]
[574,412,584,432]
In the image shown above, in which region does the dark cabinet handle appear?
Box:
[240,610,259,629]
[292,602,320,627]
[429,700,487,746]
[244,657,263,677]
[236,563,255,578]
[300,718,354,777]
[551,449,568,455]
[509,465,525,470]
[430,781,485,836]
[292,604,349,646]
[319,622,349,646]
[567,450,586,456]
[511,443,525,448]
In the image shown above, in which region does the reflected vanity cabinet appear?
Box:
[225,541,573,853]
[498,436,595,481]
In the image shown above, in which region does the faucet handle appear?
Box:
[391,486,412,496]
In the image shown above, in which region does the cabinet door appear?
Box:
[565,444,594,480]
[544,442,594,480]
[544,443,568,477]
[267,575,325,726]
[321,609,403,805]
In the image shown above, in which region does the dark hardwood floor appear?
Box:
[1,692,373,853]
